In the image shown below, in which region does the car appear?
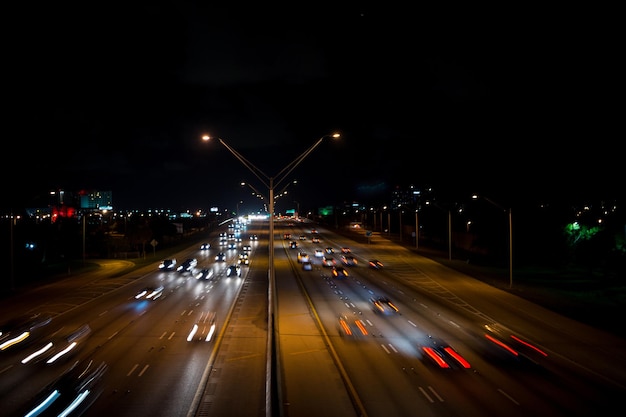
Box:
[158,259,177,270]
[297,252,309,263]
[21,323,91,365]
[341,255,357,266]
[289,241,298,249]
[368,259,384,269]
[420,336,472,369]
[314,249,324,258]
[482,324,548,363]
[311,236,321,243]
[238,253,250,265]
[298,234,307,240]
[283,233,292,240]
[227,242,237,250]
[331,266,349,278]
[370,296,399,314]
[215,252,226,262]
[226,264,241,277]
[242,244,252,252]
[338,314,368,337]
[19,359,108,417]
[340,247,351,254]
[249,234,258,241]
[219,238,227,246]
[0,313,53,352]
[324,247,335,254]
[187,311,217,342]
[302,261,313,271]
[321,256,335,267]
[177,258,198,273]
[135,286,164,301]
[200,243,211,250]
[195,268,214,280]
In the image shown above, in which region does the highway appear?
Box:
[1,217,625,417]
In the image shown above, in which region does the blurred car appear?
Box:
[135,286,164,301]
[302,261,313,271]
[298,234,306,240]
[340,247,351,254]
[242,244,252,252]
[0,313,52,352]
[238,253,250,265]
[311,236,321,243]
[177,258,198,273]
[215,252,227,262]
[368,259,384,269]
[21,324,92,365]
[226,264,241,277]
[322,256,335,267]
[420,336,472,369]
[370,296,399,314]
[324,247,335,254]
[249,234,258,241]
[158,259,177,270]
[338,314,368,337]
[200,243,211,250]
[19,359,108,417]
[311,228,318,234]
[283,233,292,240]
[187,311,217,342]
[195,268,214,280]
[331,266,349,278]
[482,323,548,363]
[289,241,298,249]
[227,242,237,250]
[314,249,324,258]
[341,255,357,266]
[297,252,310,263]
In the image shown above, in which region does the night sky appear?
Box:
[4,4,623,212]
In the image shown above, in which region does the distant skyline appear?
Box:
[4,4,623,211]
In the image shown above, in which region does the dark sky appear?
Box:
[4,4,623,212]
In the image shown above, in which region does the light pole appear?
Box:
[472,194,513,288]
[415,209,419,249]
[10,211,15,291]
[202,132,340,415]
[398,208,403,241]
[236,200,243,217]
[425,201,452,260]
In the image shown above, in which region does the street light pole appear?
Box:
[472,194,513,288]
[425,201,452,261]
[415,210,419,249]
[202,132,340,416]
[507,208,513,288]
[439,208,452,260]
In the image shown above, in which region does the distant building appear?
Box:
[79,190,113,210]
